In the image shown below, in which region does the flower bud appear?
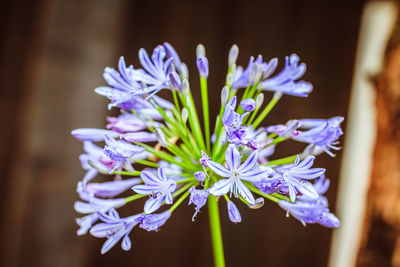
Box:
[196,57,209,78]
[227,201,241,223]
[240,98,256,112]
[226,73,233,87]
[181,108,188,123]
[181,62,189,79]
[221,86,229,106]
[169,72,182,92]
[154,128,167,147]
[228,44,239,67]
[256,93,264,109]
[194,171,206,182]
[182,79,189,97]
[196,43,206,58]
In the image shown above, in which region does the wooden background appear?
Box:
[0,0,365,266]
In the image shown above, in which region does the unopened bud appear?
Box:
[226,73,233,87]
[256,93,264,109]
[154,128,167,147]
[182,79,189,97]
[228,44,239,67]
[227,201,241,223]
[169,72,182,92]
[181,108,188,123]
[181,63,189,79]
[196,57,209,78]
[196,44,206,58]
[221,86,229,106]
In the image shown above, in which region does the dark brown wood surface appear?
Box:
[0,0,364,266]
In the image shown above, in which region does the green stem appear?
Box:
[200,77,211,152]
[265,154,298,166]
[208,195,226,267]
[170,190,190,213]
[252,96,280,128]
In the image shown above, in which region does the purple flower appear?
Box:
[200,151,211,167]
[104,135,144,172]
[86,178,141,198]
[71,128,119,142]
[132,168,177,214]
[194,171,207,182]
[208,144,270,204]
[79,141,117,175]
[227,201,241,223]
[222,96,249,145]
[196,57,209,78]
[95,57,146,110]
[260,54,312,97]
[130,45,176,98]
[275,155,325,202]
[76,213,99,236]
[294,117,344,156]
[90,209,140,254]
[240,98,256,112]
[232,56,277,89]
[265,120,300,138]
[279,196,340,228]
[138,210,172,231]
[107,113,151,133]
[188,186,210,221]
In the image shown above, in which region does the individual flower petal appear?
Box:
[225,144,241,170]
[71,128,119,142]
[87,178,141,198]
[209,178,232,196]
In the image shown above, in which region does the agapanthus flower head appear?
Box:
[72,43,342,260]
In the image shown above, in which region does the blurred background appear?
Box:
[3,0,398,266]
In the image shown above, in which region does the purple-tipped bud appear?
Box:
[163,42,183,73]
[228,44,239,66]
[194,171,206,182]
[72,128,119,142]
[169,72,182,92]
[197,57,209,78]
[240,98,256,112]
[227,201,241,223]
[196,44,206,58]
[256,93,264,109]
[154,128,167,147]
[138,210,171,232]
[221,86,229,106]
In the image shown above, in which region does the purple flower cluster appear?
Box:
[72,42,343,255]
